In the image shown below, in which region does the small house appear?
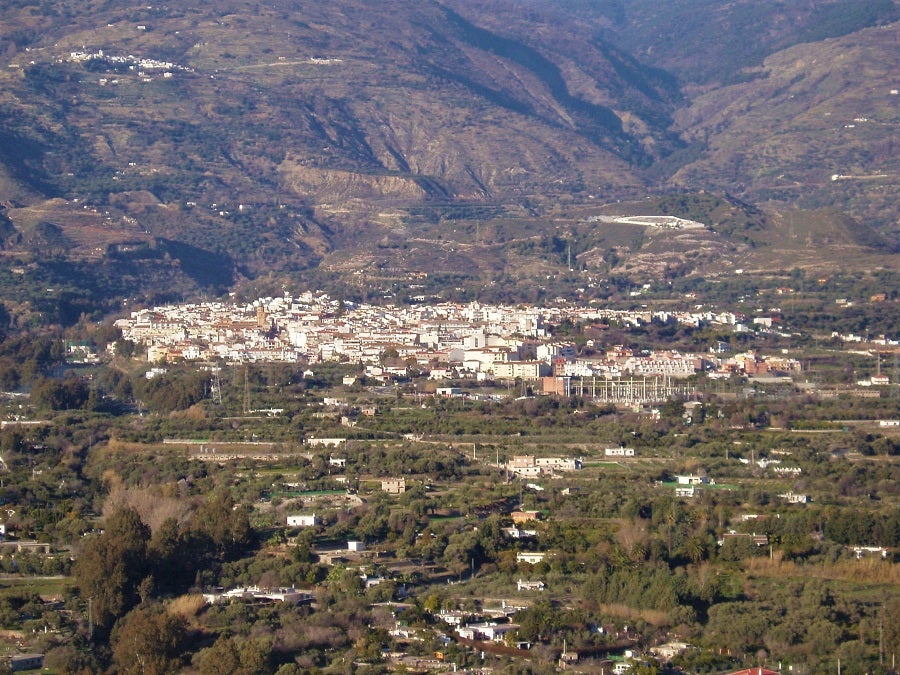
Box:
[382,478,406,494]
[287,514,318,528]
[517,579,545,591]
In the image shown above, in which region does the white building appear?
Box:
[604,447,635,457]
[517,579,545,591]
[287,514,318,527]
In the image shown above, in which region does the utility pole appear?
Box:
[893,353,899,398]
[242,365,251,415]
[212,369,223,406]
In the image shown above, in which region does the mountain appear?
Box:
[0,0,896,317]
[668,23,899,238]
[590,0,898,87]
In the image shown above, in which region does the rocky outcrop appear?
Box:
[278,161,428,207]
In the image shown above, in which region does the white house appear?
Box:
[534,457,583,471]
[675,474,709,485]
[650,642,692,660]
[517,579,545,592]
[287,514,318,527]
[604,447,635,457]
[503,527,537,539]
[438,610,470,626]
[457,622,519,642]
[307,438,346,447]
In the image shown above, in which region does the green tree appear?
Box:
[274,664,303,675]
[683,534,708,564]
[198,635,242,675]
[31,375,89,410]
[148,517,188,594]
[0,302,9,341]
[884,598,900,667]
[189,489,254,560]
[111,605,188,675]
[73,507,150,630]
[43,642,102,674]
[198,636,271,675]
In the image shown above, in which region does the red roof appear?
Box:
[727,669,780,675]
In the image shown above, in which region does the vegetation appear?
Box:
[0,288,895,673]
[0,1,896,671]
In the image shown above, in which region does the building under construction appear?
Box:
[542,376,693,405]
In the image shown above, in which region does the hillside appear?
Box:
[0,0,896,315]
[668,23,900,240]
[591,0,898,86]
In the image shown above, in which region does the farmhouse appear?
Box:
[286,514,318,527]
[307,437,346,447]
[534,456,582,471]
[381,478,407,494]
[456,622,519,642]
[675,474,709,485]
[517,579,545,591]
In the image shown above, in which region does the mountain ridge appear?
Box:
[0,0,895,316]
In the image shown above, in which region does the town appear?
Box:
[0,289,891,673]
[115,292,811,385]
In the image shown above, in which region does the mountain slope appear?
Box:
[0,0,895,315]
[0,0,675,212]
[667,23,899,239]
[592,0,898,86]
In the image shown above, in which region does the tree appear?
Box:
[188,489,254,560]
[197,636,242,675]
[43,642,102,674]
[111,605,187,675]
[683,534,708,564]
[0,360,19,391]
[148,517,189,594]
[660,398,685,421]
[884,598,900,667]
[73,507,150,630]
[198,636,271,675]
[31,376,89,410]
[274,665,303,675]
[0,302,9,341]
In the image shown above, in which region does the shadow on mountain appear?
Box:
[0,129,61,198]
[156,239,235,290]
